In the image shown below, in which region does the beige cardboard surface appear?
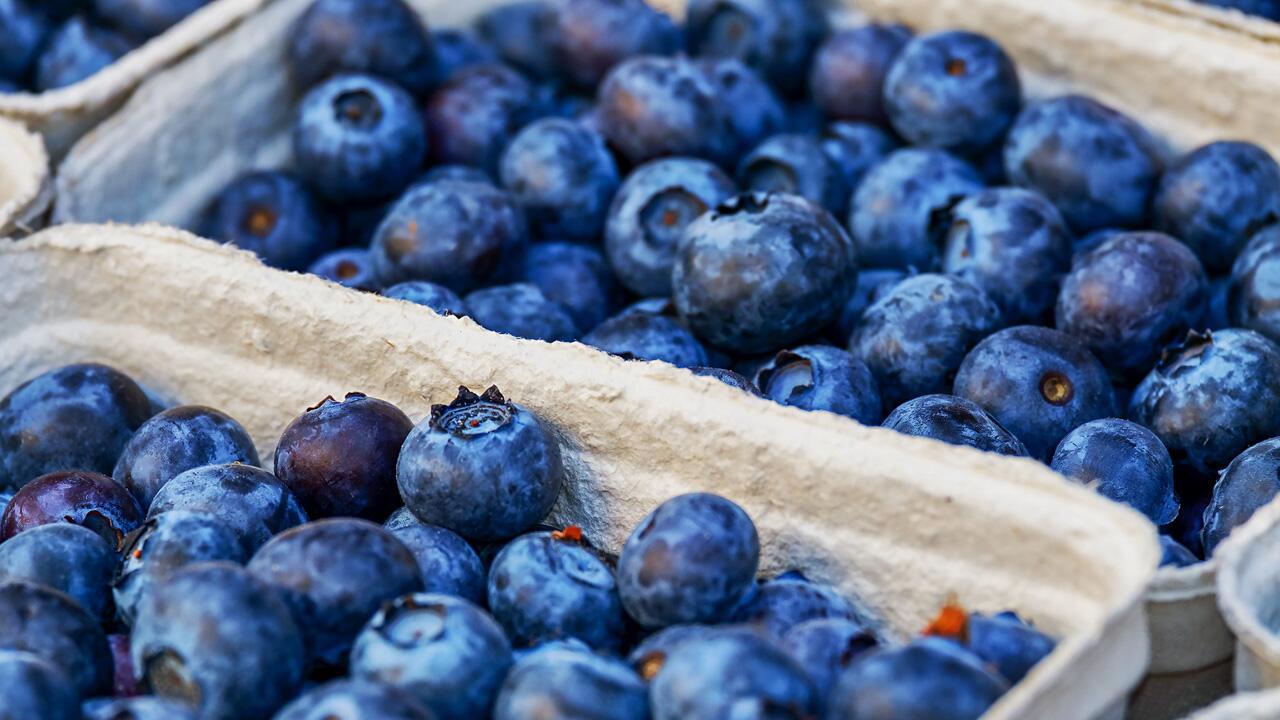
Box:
[0,116,49,237]
[1216,497,1280,692]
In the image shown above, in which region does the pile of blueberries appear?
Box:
[201,0,1280,574]
[0,0,210,93]
[0,362,1056,719]
[1194,0,1280,21]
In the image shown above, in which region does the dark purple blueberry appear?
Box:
[1154,141,1280,273]
[885,31,1021,154]
[596,56,735,167]
[689,366,760,395]
[131,562,305,720]
[616,493,758,628]
[0,650,80,720]
[286,0,435,94]
[731,576,856,638]
[821,121,900,194]
[494,646,649,720]
[386,521,485,604]
[248,519,424,667]
[808,24,912,125]
[108,633,140,698]
[350,593,513,720]
[1072,228,1124,267]
[685,0,829,95]
[546,0,681,89]
[34,17,134,91]
[0,523,115,621]
[499,118,619,242]
[397,386,563,542]
[113,511,247,627]
[954,325,1117,460]
[273,393,412,521]
[520,242,620,333]
[1057,232,1207,381]
[1159,535,1200,568]
[1230,225,1280,343]
[308,248,381,291]
[942,187,1074,324]
[146,463,308,553]
[0,0,51,84]
[200,171,337,272]
[424,64,538,175]
[966,611,1056,684]
[756,345,882,424]
[650,626,818,719]
[583,312,710,367]
[604,157,736,297]
[370,179,528,293]
[851,273,1003,409]
[0,581,111,697]
[294,74,427,204]
[782,618,877,713]
[738,133,849,217]
[674,193,858,354]
[0,363,152,493]
[465,283,580,342]
[475,2,557,80]
[1202,437,1280,556]
[697,58,785,158]
[882,394,1029,457]
[275,679,432,720]
[849,148,985,270]
[829,638,1008,720]
[1005,95,1163,233]
[383,280,469,316]
[431,29,497,86]
[1051,418,1178,525]
[113,405,259,511]
[0,470,142,548]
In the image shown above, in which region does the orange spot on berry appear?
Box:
[132,549,143,560]
[639,653,665,680]
[922,598,969,642]
[553,526,583,542]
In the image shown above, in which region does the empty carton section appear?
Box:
[0,116,49,236]
[1217,498,1280,691]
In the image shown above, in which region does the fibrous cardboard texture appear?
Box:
[0,116,50,237]
[0,224,1158,720]
[0,0,270,158]
[1215,497,1280,692]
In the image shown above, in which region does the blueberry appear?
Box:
[1050,418,1178,525]
[113,405,258,511]
[93,0,210,39]
[1071,228,1124,268]
[626,624,718,680]
[398,386,563,542]
[966,611,1056,685]
[1202,437,1280,556]
[350,593,513,720]
[546,0,680,89]
[466,283,581,341]
[0,650,80,720]
[0,523,115,621]
[604,157,736,297]
[113,511,247,627]
[0,0,50,84]
[685,0,829,95]
[782,618,878,712]
[431,29,497,86]
[1154,141,1280,273]
[0,581,110,697]
[386,521,486,604]
[107,632,139,699]
[370,179,528,293]
[132,562,304,720]
[500,118,619,242]
[494,646,649,720]
[1230,226,1280,343]
[849,148,984,269]
[34,17,133,91]
[424,64,538,175]
[275,679,432,720]
[617,493,758,628]
[1195,0,1280,18]
[83,696,201,720]
[697,58,786,157]
[294,74,426,203]
[308,248,381,290]
[831,267,908,342]
[942,187,1074,324]
[287,0,433,94]
[650,626,818,720]
[1005,95,1163,233]
[475,2,556,80]
[0,363,152,492]
[851,273,1003,410]
[147,463,308,553]
[274,393,412,521]
[821,121,900,194]
[596,56,734,166]
[0,470,142,548]
[829,637,1008,720]
[248,519,423,667]
[882,394,1029,457]
[520,242,619,333]
[1057,232,1208,381]
[583,311,711,367]
[731,575,857,638]
[383,280,469,316]
[738,133,849,217]
[755,345,882,423]
[808,24,912,124]
[200,171,336,272]
[1159,535,1200,568]
[954,325,1117,460]
[420,164,495,185]
[690,366,761,395]
[884,31,1021,154]
[674,192,858,354]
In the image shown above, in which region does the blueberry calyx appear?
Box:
[1038,372,1074,406]
[77,510,125,550]
[430,385,516,437]
[333,89,383,130]
[758,352,815,403]
[376,595,448,647]
[242,205,279,238]
[637,651,666,680]
[1155,329,1214,373]
[144,649,202,705]
[714,191,773,218]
